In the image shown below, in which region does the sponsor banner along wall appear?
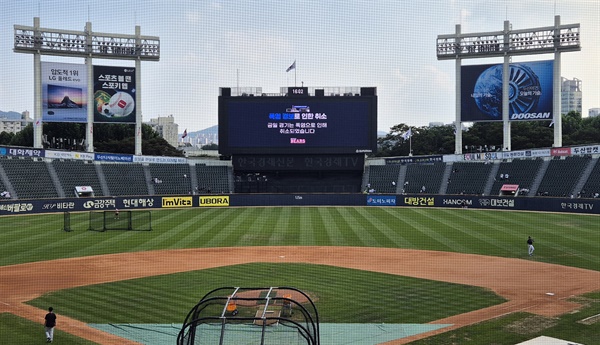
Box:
[0,194,596,216]
[0,146,44,158]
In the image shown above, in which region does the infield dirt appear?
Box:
[1,246,599,345]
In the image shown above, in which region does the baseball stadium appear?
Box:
[2,3,600,345]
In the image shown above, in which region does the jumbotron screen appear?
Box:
[218,92,377,155]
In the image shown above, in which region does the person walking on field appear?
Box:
[44,307,56,343]
[527,236,535,256]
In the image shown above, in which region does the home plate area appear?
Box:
[88,322,452,345]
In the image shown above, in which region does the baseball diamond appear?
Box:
[1,244,599,344]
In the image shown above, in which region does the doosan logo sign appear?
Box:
[510,112,551,120]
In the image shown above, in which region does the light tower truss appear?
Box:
[437,21,579,59]
[14,24,159,60]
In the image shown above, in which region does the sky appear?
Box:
[1,0,599,133]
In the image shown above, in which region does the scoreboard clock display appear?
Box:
[288,87,308,96]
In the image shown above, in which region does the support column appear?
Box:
[553,15,563,148]
[502,20,511,152]
[33,17,42,149]
[135,25,142,155]
[454,24,462,155]
[85,21,94,152]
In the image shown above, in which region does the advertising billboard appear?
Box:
[93,65,136,123]
[461,60,553,122]
[218,95,377,155]
[42,62,88,123]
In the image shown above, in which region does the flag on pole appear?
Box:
[286,60,296,72]
[401,128,412,140]
[182,129,188,138]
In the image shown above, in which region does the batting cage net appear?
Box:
[88,210,152,231]
[178,287,319,345]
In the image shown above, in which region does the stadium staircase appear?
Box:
[536,156,590,197]
[366,165,401,193]
[52,160,105,198]
[0,158,59,199]
[439,163,453,194]
[580,157,600,198]
[489,159,543,197]
[361,167,371,191]
[188,164,199,193]
[528,159,550,196]
[572,157,598,197]
[396,165,408,194]
[445,162,493,195]
[102,163,149,196]
[403,162,446,194]
[0,158,16,199]
[144,166,156,196]
[94,163,111,196]
[45,161,65,198]
[147,164,194,196]
[195,165,232,194]
[483,162,501,196]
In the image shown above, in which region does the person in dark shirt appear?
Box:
[527,236,535,256]
[44,307,57,343]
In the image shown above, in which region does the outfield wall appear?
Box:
[0,194,597,216]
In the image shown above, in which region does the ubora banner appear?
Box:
[199,196,230,207]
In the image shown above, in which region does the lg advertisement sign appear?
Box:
[461,60,553,122]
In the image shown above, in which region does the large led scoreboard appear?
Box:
[218,87,377,155]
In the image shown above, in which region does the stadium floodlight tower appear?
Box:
[14,17,160,155]
[437,15,580,154]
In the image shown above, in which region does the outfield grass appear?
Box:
[2,207,599,344]
[0,207,597,270]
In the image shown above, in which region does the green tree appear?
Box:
[377,111,600,156]
[8,122,183,157]
[0,131,14,145]
[201,143,218,150]
[9,123,33,147]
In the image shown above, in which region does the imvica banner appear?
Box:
[161,196,193,208]
[93,65,136,123]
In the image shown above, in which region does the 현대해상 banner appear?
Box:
[42,62,88,123]
[461,60,553,122]
[93,65,136,123]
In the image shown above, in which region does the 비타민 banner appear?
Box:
[461,60,553,122]
[93,65,136,123]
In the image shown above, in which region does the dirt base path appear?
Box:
[1,246,599,345]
